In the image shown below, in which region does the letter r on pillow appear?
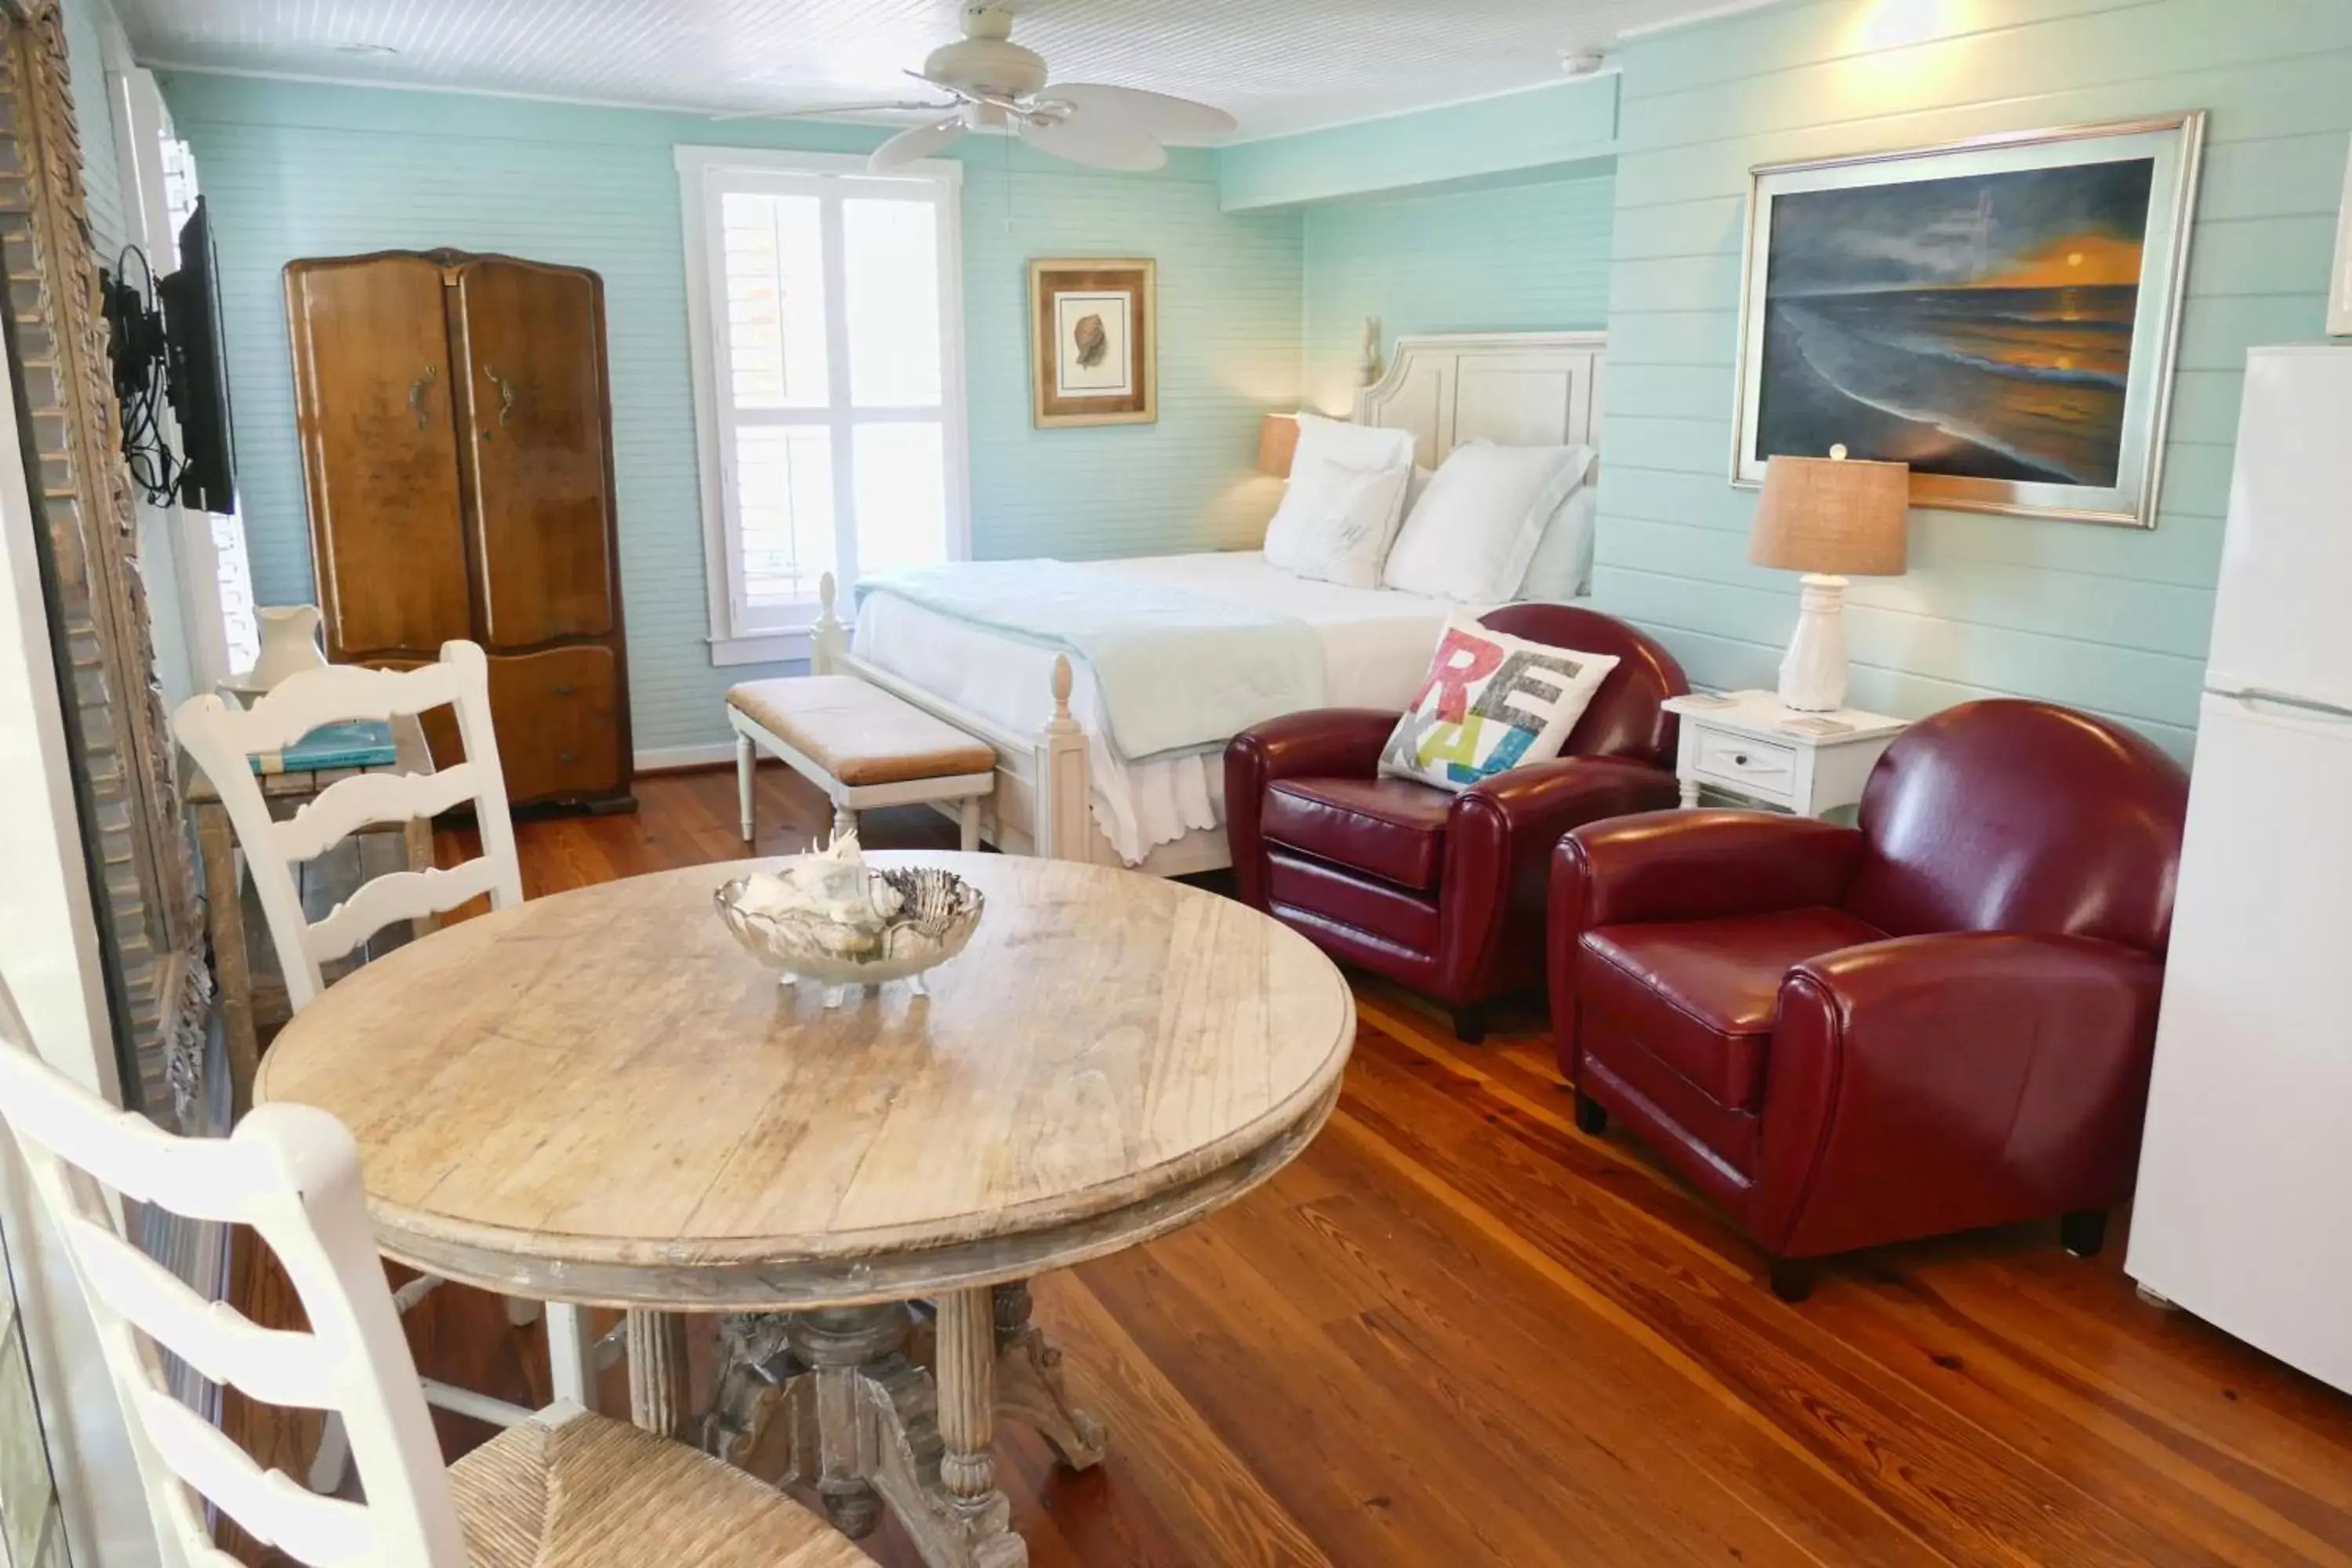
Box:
[1410,630,1505,722]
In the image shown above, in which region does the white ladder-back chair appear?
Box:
[171,642,600,1474]
[0,976,864,1568]
[172,641,523,1013]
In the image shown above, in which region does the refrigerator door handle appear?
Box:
[2216,688,2352,731]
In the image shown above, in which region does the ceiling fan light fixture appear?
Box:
[924,5,1049,98]
[794,4,1229,173]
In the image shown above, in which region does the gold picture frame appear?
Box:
[1029,257,1156,428]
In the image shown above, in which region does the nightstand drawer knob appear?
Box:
[1693,728,1798,795]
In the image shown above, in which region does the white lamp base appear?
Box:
[1777,574,1849,713]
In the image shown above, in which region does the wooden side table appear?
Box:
[1661,691,1908,818]
[185,712,436,1116]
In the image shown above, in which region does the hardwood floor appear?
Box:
[238,766,2352,1566]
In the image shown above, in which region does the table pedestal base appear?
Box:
[705,1283,1105,1568]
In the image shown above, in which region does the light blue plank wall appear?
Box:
[1219,76,1618,211]
[1590,0,2352,757]
[1299,174,1617,417]
[162,74,1302,753]
[154,0,2352,760]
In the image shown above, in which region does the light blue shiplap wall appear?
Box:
[1591,0,2352,757]
[154,0,2352,760]
[162,74,1301,754]
[1299,173,1617,416]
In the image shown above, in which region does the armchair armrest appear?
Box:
[1225,709,1400,910]
[1755,931,2165,1258]
[1226,709,1399,786]
[1552,810,1866,932]
[1440,757,1681,996]
[1451,758,1681,913]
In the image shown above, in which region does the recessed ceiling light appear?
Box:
[335,42,400,57]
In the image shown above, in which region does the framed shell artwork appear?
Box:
[1029,257,1156,427]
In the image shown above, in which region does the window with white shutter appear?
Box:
[678,148,968,664]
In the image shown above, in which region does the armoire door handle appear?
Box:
[408,364,437,430]
[484,364,517,427]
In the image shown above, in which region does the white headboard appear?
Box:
[1354,330,1606,469]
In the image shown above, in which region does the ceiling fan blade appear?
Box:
[871,114,971,169]
[1016,114,1167,172]
[710,99,953,123]
[1040,82,1237,140]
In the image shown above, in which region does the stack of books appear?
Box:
[250,719,398,775]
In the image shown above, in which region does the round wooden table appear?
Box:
[256,852,1355,1568]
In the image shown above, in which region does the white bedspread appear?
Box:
[853,559,1327,761]
[851,551,1466,865]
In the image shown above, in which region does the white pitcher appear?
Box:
[246,604,328,691]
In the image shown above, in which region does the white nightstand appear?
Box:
[1661,691,1910,818]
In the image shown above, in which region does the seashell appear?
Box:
[1073,313,1108,368]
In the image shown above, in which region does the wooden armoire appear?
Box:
[286,249,633,811]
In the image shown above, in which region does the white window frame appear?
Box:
[678,147,970,667]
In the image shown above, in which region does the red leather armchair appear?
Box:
[1550,699,2189,1299]
[1229,606,1686,1040]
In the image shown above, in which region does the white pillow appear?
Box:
[1377,609,1621,792]
[1516,448,1599,601]
[1261,413,1416,586]
[1262,455,1412,588]
[1290,412,1415,499]
[1382,441,1588,602]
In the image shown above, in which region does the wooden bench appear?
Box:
[727,674,996,849]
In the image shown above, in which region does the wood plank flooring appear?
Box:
[234,766,2352,1566]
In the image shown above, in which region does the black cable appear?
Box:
[102,243,182,505]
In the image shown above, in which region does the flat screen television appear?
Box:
[158,194,236,516]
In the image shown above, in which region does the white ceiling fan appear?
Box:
[717,3,1237,172]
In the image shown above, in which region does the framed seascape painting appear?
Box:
[1732,114,2205,527]
[1029,257,1156,428]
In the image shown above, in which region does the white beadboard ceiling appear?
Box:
[114,0,1753,140]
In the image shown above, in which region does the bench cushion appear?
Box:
[727,675,995,787]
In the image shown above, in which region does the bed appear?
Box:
[810,329,1607,874]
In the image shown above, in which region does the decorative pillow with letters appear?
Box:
[1378,612,1620,791]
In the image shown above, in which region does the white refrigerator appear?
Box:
[2127,343,2352,1392]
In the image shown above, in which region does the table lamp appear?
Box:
[1748,445,1909,712]
[1258,412,1300,479]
